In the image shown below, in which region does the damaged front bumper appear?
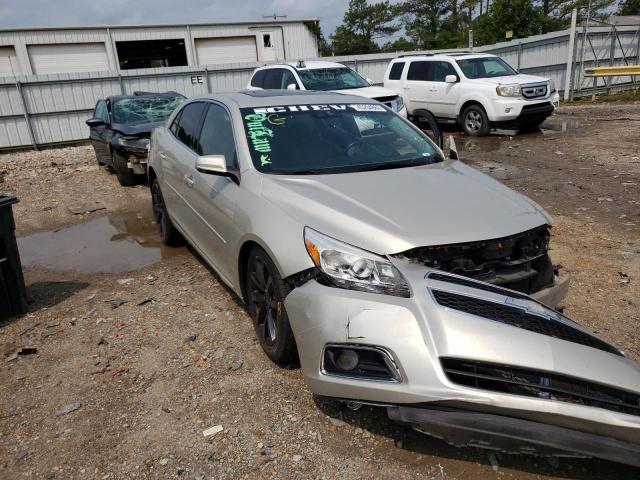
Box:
[284,264,640,464]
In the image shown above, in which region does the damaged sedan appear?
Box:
[148,91,640,466]
[87,91,185,186]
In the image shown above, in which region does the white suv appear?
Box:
[247,60,407,117]
[384,53,560,135]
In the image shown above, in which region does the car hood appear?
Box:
[261,160,552,255]
[475,74,549,86]
[111,121,163,136]
[330,85,398,99]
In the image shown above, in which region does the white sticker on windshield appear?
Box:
[349,104,386,112]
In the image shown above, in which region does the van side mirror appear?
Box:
[445,75,458,83]
[286,83,298,90]
[86,117,105,127]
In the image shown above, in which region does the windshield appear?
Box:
[241,104,441,175]
[456,57,517,79]
[297,68,370,91]
[112,96,185,125]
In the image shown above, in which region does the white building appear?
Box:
[0,19,319,77]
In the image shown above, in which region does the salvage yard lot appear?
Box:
[1,101,639,479]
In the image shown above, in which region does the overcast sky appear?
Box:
[0,0,362,37]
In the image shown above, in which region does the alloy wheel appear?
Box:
[248,256,279,346]
[465,111,482,132]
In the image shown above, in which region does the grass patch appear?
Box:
[563,89,640,105]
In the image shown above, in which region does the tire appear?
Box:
[245,246,298,364]
[151,178,184,246]
[95,151,105,166]
[112,150,136,186]
[461,104,490,136]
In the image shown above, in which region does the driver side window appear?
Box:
[94,100,108,122]
[197,103,238,168]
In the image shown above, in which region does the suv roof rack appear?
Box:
[397,53,434,58]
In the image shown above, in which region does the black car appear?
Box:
[86,91,185,186]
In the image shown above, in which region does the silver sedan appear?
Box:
[148,91,640,465]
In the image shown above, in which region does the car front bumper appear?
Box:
[489,97,557,125]
[284,266,640,461]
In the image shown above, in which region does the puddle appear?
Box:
[18,208,186,273]
[540,118,585,134]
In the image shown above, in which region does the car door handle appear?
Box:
[158,151,167,159]
[184,174,195,187]
[403,86,411,90]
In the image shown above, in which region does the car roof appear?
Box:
[392,53,497,61]
[188,90,379,109]
[259,60,347,70]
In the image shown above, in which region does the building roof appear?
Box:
[0,18,319,34]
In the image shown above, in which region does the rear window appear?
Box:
[388,62,405,80]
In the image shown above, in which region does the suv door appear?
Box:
[187,102,240,282]
[425,61,460,119]
[89,100,110,163]
[159,101,208,242]
[404,61,433,114]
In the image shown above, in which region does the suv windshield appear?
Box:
[241,103,441,175]
[113,96,185,125]
[456,57,517,79]
[297,68,370,91]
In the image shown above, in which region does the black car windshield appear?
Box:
[112,96,185,125]
[241,104,442,175]
[456,57,517,79]
[297,68,370,91]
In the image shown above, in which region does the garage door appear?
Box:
[28,43,109,75]
[196,37,257,65]
[0,46,20,77]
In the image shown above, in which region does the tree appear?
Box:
[330,0,400,55]
[380,36,417,52]
[618,0,640,14]
[472,0,544,45]
[400,0,453,49]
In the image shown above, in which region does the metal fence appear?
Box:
[1,24,639,150]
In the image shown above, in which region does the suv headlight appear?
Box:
[496,84,521,97]
[392,95,404,112]
[304,227,410,297]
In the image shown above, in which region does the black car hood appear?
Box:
[111,121,163,137]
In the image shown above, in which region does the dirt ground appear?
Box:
[0,100,639,479]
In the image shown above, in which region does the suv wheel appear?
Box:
[461,105,490,136]
[245,246,297,364]
[112,151,136,186]
[151,178,184,246]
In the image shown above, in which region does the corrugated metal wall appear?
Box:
[1,25,638,150]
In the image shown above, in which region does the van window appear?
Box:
[407,61,432,81]
[388,62,405,80]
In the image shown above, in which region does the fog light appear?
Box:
[335,349,359,371]
[505,107,512,113]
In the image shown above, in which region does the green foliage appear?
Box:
[472,0,544,45]
[330,0,400,55]
[618,0,640,14]
[380,37,418,52]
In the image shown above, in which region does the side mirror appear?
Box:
[446,135,459,161]
[445,75,458,84]
[196,155,228,175]
[86,117,105,127]
[286,83,298,90]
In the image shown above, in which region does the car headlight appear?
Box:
[304,227,410,297]
[392,95,404,112]
[549,79,556,93]
[496,84,521,97]
[116,136,150,152]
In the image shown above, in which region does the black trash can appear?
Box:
[0,196,28,319]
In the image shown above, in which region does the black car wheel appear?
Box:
[461,105,490,136]
[112,151,136,186]
[151,178,184,246]
[245,246,297,364]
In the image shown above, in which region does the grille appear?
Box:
[431,290,621,355]
[373,95,398,109]
[522,83,548,99]
[426,271,530,300]
[441,358,640,417]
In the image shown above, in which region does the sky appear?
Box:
[0,0,359,37]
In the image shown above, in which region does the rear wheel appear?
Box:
[461,105,490,136]
[151,178,184,246]
[112,151,136,186]
[245,246,297,364]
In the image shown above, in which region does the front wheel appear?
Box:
[245,246,297,365]
[151,178,184,246]
[112,151,136,186]
[461,105,490,136]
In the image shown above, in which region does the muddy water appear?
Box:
[18,208,185,273]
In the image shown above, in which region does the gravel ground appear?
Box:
[0,101,639,479]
